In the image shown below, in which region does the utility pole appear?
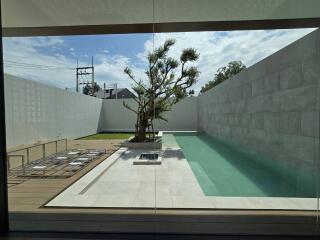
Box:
[76,56,95,93]
[115,83,118,99]
[76,59,79,92]
[92,56,94,85]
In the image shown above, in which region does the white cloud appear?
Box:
[2,28,317,94]
[69,47,76,56]
[139,28,317,93]
[94,53,145,89]
[3,36,77,89]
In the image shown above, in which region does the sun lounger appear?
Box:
[76,157,90,163]
[69,161,83,166]
[68,151,80,155]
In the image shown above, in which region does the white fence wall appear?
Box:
[4,74,103,148]
[98,97,198,132]
[4,74,198,148]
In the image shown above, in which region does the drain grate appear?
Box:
[139,153,159,160]
[133,152,162,165]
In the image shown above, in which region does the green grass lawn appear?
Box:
[80,133,134,140]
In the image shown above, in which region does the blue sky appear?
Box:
[42,34,150,67]
[3,28,317,94]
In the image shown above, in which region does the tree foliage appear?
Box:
[83,82,101,95]
[123,39,200,142]
[200,61,246,94]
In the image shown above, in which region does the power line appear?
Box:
[4,65,73,70]
[5,59,74,68]
[4,64,74,70]
[3,60,74,70]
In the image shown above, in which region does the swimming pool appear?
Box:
[164,132,315,198]
[46,132,316,210]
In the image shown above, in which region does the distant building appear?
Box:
[94,88,136,99]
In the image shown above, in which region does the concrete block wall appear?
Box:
[98,97,198,132]
[198,29,319,195]
[4,74,103,148]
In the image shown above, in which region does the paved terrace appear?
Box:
[46,137,317,210]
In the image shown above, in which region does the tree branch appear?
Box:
[123,101,138,115]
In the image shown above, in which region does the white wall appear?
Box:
[4,74,197,148]
[98,97,198,132]
[4,74,103,148]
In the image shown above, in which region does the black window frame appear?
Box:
[0,1,319,236]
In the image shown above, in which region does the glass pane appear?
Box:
[317,62,320,234]
[2,0,157,233]
[153,1,319,237]
[1,0,319,237]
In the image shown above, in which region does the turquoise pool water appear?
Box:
[164,132,315,198]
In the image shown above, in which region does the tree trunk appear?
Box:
[137,124,146,142]
[137,115,148,142]
[151,121,155,141]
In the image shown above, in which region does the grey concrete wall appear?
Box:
[198,29,319,194]
[4,74,103,148]
[98,97,198,132]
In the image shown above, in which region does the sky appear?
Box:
[2,28,317,94]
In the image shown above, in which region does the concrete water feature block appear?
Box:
[125,136,162,149]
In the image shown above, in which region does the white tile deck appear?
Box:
[46,147,317,210]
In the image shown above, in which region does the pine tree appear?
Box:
[123,39,200,142]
